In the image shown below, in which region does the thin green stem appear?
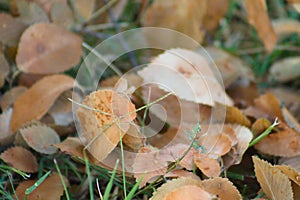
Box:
[54,159,70,200]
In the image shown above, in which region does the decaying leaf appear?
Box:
[0,86,27,111]
[150,177,213,200]
[142,0,207,43]
[0,13,27,46]
[198,46,253,87]
[19,124,60,154]
[253,156,293,200]
[244,0,277,52]
[254,127,300,157]
[0,146,38,173]
[269,57,300,82]
[10,74,74,132]
[200,177,242,200]
[194,152,221,177]
[15,173,69,200]
[202,0,230,32]
[16,22,82,74]
[138,48,233,106]
[77,89,136,161]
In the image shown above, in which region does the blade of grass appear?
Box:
[103,159,119,200]
[83,150,94,200]
[125,175,145,200]
[25,171,51,196]
[53,159,70,200]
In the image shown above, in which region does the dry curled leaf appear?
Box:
[0,13,27,46]
[142,0,207,43]
[10,74,74,132]
[16,173,69,200]
[200,177,242,200]
[0,146,38,173]
[0,86,27,111]
[20,124,60,154]
[269,57,300,82]
[16,22,82,74]
[77,89,136,161]
[253,156,293,200]
[244,0,277,52]
[150,177,213,200]
[138,48,233,106]
[194,152,221,177]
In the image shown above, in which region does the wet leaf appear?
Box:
[200,177,242,200]
[0,13,27,46]
[10,74,74,132]
[77,89,136,161]
[142,0,207,43]
[138,48,233,106]
[19,124,60,154]
[0,146,38,173]
[253,156,293,200]
[16,23,82,74]
[150,177,213,200]
[269,57,300,82]
[0,86,27,111]
[244,0,277,52]
[15,173,69,200]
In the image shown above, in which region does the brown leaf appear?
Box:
[200,177,242,200]
[73,0,95,21]
[16,23,82,74]
[282,107,300,133]
[77,89,136,161]
[33,0,66,15]
[273,19,300,38]
[20,124,60,154]
[279,156,300,173]
[254,128,300,157]
[123,125,145,150]
[254,93,284,121]
[16,173,69,200]
[18,73,47,87]
[0,86,27,111]
[0,108,14,146]
[142,0,207,43]
[138,49,233,106]
[10,74,74,132]
[244,0,277,52]
[194,153,221,177]
[225,106,251,127]
[0,146,38,173]
[251,118,272,137]
[0,53,10,88]
[252,156,293,200]
[269,57,300,82]
[150,177,213,200]
[276,165,300,186]
[0,13,27,46]
[165,185,214,200]
[54,137,85,158]
[203,0,230,31]
[165,169,200,181]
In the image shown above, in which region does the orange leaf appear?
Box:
[244,0,277,52]
[194,153,221,177]
[10,74,74,132]
[0,146,38,173]
[16,23,82,74]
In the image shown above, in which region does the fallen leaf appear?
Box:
[165,169,200,181]
[15,173,69,200]
[165,185,213,200]
[33,0,66,15]
[0,53,10,88]
[10,74,74,132]
[203,0,230,31]
[200,177,242,200]
[254,128,300,157]
[50,2,74,28]
[0,86,27,111]
[194,152,221,177]
[273,19,300,38]
[225,105,251,127]
[77,89,136,161]
[16,23,82,74]
[72,0,95,22]
[142,0,207,43]
[123,125,145,150]
[0,146,38,173]
[252,156,293,200]
[20,124,60,154]
[54,137,87,159]
[282,107,300,133]
[198,46,253,87]
[150,177,213,200]
[16,0,49,25]
[251,118,272,137]
[244,0,277,52]
[0,13,27,46]
[18,73,47,87]
[0,108,14,146]
[276,165,300,186]
[279,156,300,173]
[269,57,300,82]
[138,49,233,106]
